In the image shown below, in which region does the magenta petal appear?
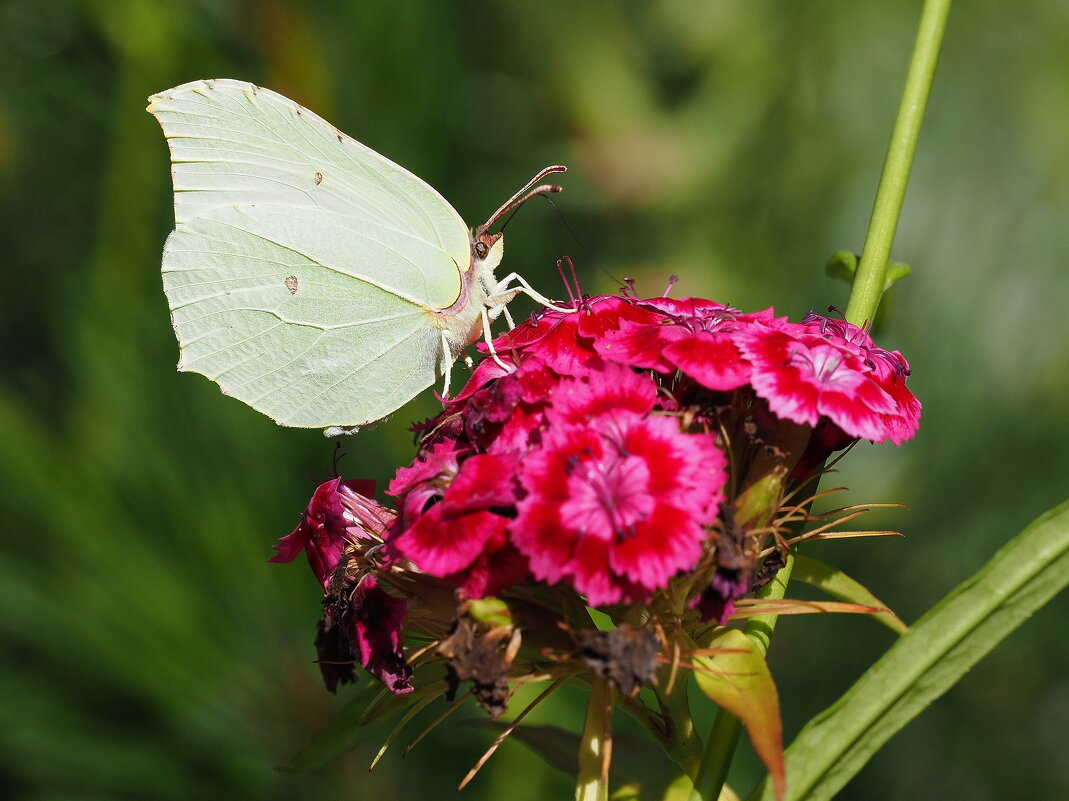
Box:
[575,294,658,338]
[881,378,922,444]
[635,296,736,320]
[394,504,509,576]
[568,536,622,606]
[609,507,704,591]
[663,332,752,391]
[595,319,680,371]
[510,499,572,584]
[388,439,462,498]
[548,363,657,424]
[442,453,518,513]
[269,528,306,564]
[343,578,412,694]
[450,542,531,599]
[751,364,822,427]
[270,478,364,589]
[817,385,892,442]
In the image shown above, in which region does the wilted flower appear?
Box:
[269,478,375,589]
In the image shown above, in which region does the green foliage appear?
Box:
[0,1,1066,800]
[749,498,1069,801]
[692,629,784,799]
[790,555,908,636]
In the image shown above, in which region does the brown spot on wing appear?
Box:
[313,171,323,185]
[284,275,299,294]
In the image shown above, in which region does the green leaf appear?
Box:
[467,597,515,628]
[692,628,784,799]
[883,260,912,288]
[826,250,911,292]
[790,554,909,635]
[825,250,859,281]
[747,498,1069,801]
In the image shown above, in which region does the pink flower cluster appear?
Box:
[272,293,920,693]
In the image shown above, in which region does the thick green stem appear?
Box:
[844,0,952,325]
[576,677,613,801]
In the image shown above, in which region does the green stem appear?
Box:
[844,0,953,326]
[689,553,795,801]
[576,677,613,801]
[659,677,704,779]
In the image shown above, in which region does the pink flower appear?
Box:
[595,299,762,392]
[390,453,518,579]
[802,311,921,444]
[511,366,727,606]
[737,323,902,443]
[270,478,377,589]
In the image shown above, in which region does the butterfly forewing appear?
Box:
[149,79,471,262]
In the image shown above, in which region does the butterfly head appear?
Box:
[471,229,505,276]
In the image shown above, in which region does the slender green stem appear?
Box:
[691,714,742,801]
[844,0,953,326]
[689,553,795,801]
[659,677,704,779]
[576,677,613,801]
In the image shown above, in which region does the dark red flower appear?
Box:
[270,478,377,589]
[694,567,751,624]
[341,577,413,694]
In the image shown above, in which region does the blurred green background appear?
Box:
[1,1,1067,799]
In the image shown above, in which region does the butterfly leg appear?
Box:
[484,286,522,323]
[440,330,457,399]
[480,306,515,373]
[501,305,517,329]
[490,272,575,314]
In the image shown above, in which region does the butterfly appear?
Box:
[148,79,565,434]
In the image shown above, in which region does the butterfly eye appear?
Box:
[474,241,489,260]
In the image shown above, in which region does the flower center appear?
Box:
[789,343,858,389]
[562,451,655,542]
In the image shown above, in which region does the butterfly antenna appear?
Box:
[540,195,626,290]
[482,165,567,232]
